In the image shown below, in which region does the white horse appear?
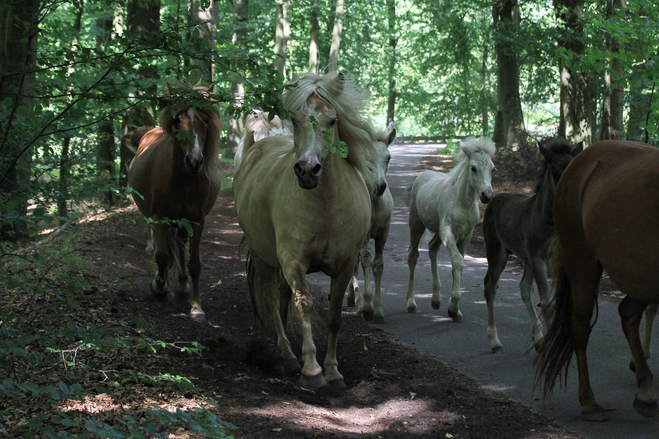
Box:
[347,129,395,324]
[234,111,292,170]
[405,137,495,322]
[234,72,375,390]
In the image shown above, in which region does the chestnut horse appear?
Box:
[128,82,221,321]
[534,140,659,421]
[234,72,374,390]
[483,139,582,352]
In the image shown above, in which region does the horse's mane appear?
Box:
[533,138,573,193]
[160,80,222,185]
[284,72,374,177]
[450,137,495,178]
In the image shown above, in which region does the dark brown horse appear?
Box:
[483,139,582,352]
[128,82,222,321]
[534,140,659,421]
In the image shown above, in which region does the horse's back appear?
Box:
[555,140,659,298]
[483,192,534,255]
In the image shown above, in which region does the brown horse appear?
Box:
[128,82,222,321]
[534,140,659,421]
[483,139,582,352]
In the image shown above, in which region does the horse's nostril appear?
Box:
[311,163,322,176]
[294,162,304,176]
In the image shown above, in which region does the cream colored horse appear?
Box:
[233,111,292,170]
[233,72,375,390]
[347,129,395,323]
[405,137,495,322]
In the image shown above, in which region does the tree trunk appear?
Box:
[96,8,116,205]
[58,137,71,224]
[192,0,215,85]
[481,46,489,136]
[121,0,161,187]
[0,0,39,240]
[328,0,344,72]
[227,0,248,154]
[274,0,290,76]
[626,61,652,141]
[309,2,320,74]
[554,0,591,145]
[386,0,396,128]
[493,0,526,152]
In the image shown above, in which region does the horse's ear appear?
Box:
[387,128,396,145]
[538,142,553,162]
[573,141,584,155]
[207,83,215,95]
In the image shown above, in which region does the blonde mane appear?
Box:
[283,72,374,177]
[160,80,222,185]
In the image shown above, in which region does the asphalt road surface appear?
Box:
[309,142,659,439]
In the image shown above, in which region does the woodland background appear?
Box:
[0,0,658,437]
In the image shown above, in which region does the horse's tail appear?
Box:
[245,250,279,334]
[533,233,574,397]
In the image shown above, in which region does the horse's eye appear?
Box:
[329,118,337,127]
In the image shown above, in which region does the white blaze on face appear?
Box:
[187,107,203,162]
[301,103,321,165]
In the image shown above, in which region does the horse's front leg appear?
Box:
[174,227,191,296]
[520,264,542,345]
[442,229,468,323]
[325,256,356,389]
[360,244,375,320]
[428,234,443,310]
[346,257,360,308]
[619,297,658,418]
[529,257,551,343]
[282,260,325,390]
[631,303,658,372]
[371,226,389,324]
[405,215,426,313]
[187,220,205,321]
[151,224,170,298]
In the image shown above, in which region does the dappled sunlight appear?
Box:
[241,397,454,435]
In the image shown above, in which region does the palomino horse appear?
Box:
[405,137,495,322]
[483,139,582,352]
[233,72,375,389]
[347,129,395,323]
[128,82,221,321]
[233,111,292,170]
[534,140,659,421]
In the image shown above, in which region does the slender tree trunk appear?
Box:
[274,0,290,76]
[328,0,344,72]
[309,2,320,74]
[481,46,489,136]
[493,0,526,151]
[0,0,39,240]
[192,0,215,84]
[554,0,591,145]
[626,61,651,141]
[58,137,71,224]
[386,0,396,127]
[120,0,160,187]
[227,0,248,154]
[96,8,116,205]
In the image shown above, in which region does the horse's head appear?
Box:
[365,129,395,198]
[163,83,217,176]
[538,139,583,186]
[461,137,496,204]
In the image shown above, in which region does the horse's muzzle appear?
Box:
[375,182,387,197]
[294,159,322,190]
[480,189,494,204]
[185,155,204,175]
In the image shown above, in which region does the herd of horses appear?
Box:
[125,73,659,423]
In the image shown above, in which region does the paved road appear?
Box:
[309,143,659,439]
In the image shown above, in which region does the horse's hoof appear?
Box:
[431,300,441,310]
[347,297,356,307]
[176,283,191,297]
[491,346,503,354]
[448,310,463,323]
[282,358,301,376]
[190,309,206,322]
[363,310,374,321]
[299,373,327,390]
[634,397,659,418]
[373,315,385,324]
[581,406,608,422]
[328,378,346,391]
[407,306,417,313]
[151,280,168,298]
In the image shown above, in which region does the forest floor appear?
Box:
[1,148,611,438]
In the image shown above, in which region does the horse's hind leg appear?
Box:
[145,225,154,255]
[405,207,425,313]
[360,244,375,320]
[443,230,469,323]
[174,227,190,296]
[187,221,205,321]
[619,297,658,417]
[372,226,389,324]
[428,234,443,310]
[631,303,658,372]
[483,238,508,353]
[151,224,169,298]
[346,260,360,308]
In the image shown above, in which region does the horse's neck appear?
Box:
[535,172,556,219]
[450,165,477,208]
[318,152,362,203]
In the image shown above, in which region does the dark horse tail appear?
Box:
[533,234,575,397]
